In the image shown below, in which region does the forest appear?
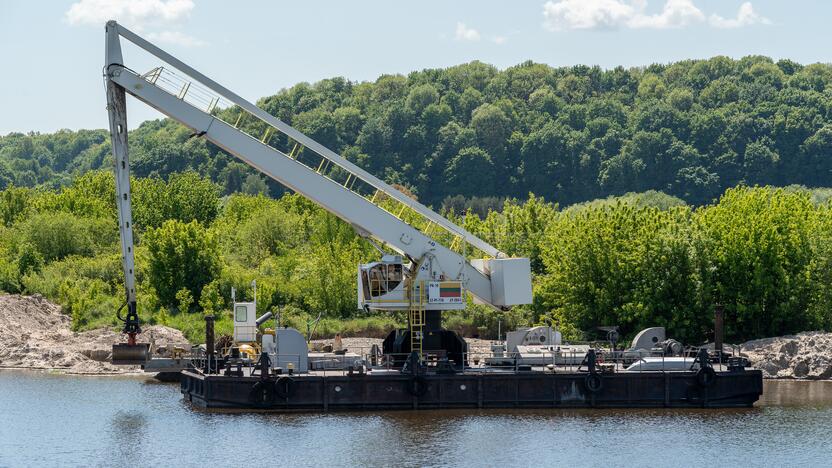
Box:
[4,55,832,209]
[1,55,832,344]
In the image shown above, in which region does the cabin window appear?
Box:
[368,263,403,297]
[235,305,248,322]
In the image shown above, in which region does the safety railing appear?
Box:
[191,343,738,377]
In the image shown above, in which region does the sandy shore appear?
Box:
[0,294,188,374]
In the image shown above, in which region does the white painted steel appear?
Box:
[109,21,502,259]
[105,22,137,305]
[108,68,500,304]
[103,21,537,307]
[488,258,533,306]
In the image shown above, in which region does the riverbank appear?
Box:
[0,294,187,374]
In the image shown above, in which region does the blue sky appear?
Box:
[0,0,828,135]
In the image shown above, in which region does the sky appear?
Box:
[0,0,830,135]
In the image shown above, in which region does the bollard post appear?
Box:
[205,314,215,373]
[714,303,724,360]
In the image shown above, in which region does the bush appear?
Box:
[16,212,116,262]
[144,219,221,308]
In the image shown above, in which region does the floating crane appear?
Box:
[104,21,532,365]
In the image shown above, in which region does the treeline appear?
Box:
[4,56,832,208]
[463,187,832,343]
[0,171,829,343]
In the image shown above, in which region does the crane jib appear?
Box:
[103,20,532,312]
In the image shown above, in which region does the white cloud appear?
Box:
[543,0,767,31]
[65,0,194,27]
[147,30,206,47]
[709,2,770,29]
[492,35,508,45]
[455,22,481,41]
[627,0,704,29]
[543,0,636,31]
[65,0,205,47]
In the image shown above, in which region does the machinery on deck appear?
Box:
[104,21,533,365]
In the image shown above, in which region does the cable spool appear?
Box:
[249,380,275,405]
[275,376,296,399]
[696,366,717,387]
[585,373,603,393]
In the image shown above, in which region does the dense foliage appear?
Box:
[2,56,832,343]
[465,187,832,343]
[4,56,832,210]
[0,169,829,343]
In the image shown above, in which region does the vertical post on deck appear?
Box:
[714,303,724,358]
[205,315,215,373]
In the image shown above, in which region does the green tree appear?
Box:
[696,187,817,341]
[144,220,221,308]
[444,147,495,197]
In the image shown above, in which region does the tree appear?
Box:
[696,187,817,341]
[444,147,495,197]
[405,84,440,115]
[17,212,115,262]
[538,203,707,342]
[133,172,219,229]
[241,174,270,196]
[144,220,221,308]
[470,104,511,156]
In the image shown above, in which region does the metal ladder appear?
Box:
[409,281,425,357]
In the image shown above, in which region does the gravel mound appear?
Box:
[742,332,832,379]
[0,294,188,374]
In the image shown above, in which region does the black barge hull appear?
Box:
[180,370,763,411]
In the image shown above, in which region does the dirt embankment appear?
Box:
[741,332,832,380]
[0,294,188,375]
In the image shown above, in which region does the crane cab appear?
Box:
[358,255,406,310]
[358,254,466,311]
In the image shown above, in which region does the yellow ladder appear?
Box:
[409,281,425,358]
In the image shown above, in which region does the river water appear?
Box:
[0,372,829,467]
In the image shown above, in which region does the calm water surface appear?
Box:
[0,371,830,467]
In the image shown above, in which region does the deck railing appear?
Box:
[187,345,732,378]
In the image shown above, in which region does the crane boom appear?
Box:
[105,27,143,363]
[112,23,502,260]
[104,21,532,313]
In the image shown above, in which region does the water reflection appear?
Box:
[759,379,832,407]
[107,411,147,465]
[1,372,831,467]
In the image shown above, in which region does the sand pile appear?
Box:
[0,294,188,374]
[741,332,832,379]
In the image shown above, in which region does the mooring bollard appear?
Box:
[205,314,215,374]
[714,303,724,360]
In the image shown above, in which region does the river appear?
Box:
[0,371,829,467]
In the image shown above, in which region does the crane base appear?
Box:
[112,343,150,365]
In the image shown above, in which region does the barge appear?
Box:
[179,324,762,411]
[180,366,763,411]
